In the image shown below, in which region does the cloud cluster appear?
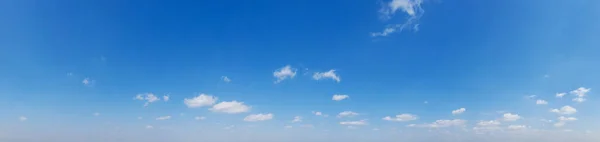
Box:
[372,0,425,37]
[135,93,161,107]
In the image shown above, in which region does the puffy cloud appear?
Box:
[184,94,217,108]
[195,116,206,120]
[312,70,341,82]
[409,119,467,128]
[383,114,418,122]
[340,120,368,125]
[292,116,302,123]
[222,76,231,83]
[503,113,521,121]
[452,108,466,115]
[332,94,349,101]
[507,125,528,130]
[19,116,27,121]
[338,111,359,118]
[536,99,548,105]
[372,0,424,37]
[556,92,566,98]
[551,106,577,115]
[273,65,297,83]
[243,113,274,122]
[156,116,171,120]
[210,101,251,114]
[135,93,161,107]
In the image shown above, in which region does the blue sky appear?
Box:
[1,0,600,142]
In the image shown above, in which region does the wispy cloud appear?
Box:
[313,70,341,83]
[274,65,297,83]
[372,0,424,37]
[243,113,274,122]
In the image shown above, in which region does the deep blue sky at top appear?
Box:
[1,0,600,131]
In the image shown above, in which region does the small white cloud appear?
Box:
[163,95,170,102]
[244,113,274,122]
[409,119,466,128]
[145,125,153,129]
[273,65,297,83]
[536,99,548,105]
[195,116,206,120]
[507,125,527,130]
[502,113,521,121]
[210,101,251,114]
[292,116,302,123]
[551,105,577,115]
[222,76,231,83]
[558,116,577,121]
[570,87,591,98]
[383,114,418,122]
[338,111,359,118]
[184,94,217,108]
[19,116,27,121]
[82,78,95,86]
[452,108,466,115]
[313,70,341,82]
[572,97,586,103]
[340,120,368,125]
[93,112,100,116]
[332,94,349,101]
[556,92,566,98]
[372,0,425,37]
[134,93,161,107]
[313,111,325,116]
[156,116,171,120]
[477,120,501,127]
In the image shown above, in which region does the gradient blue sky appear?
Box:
[1,0,600,142]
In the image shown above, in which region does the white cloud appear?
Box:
[573,97,586,103]
[312,70,341,82]
[195,116,206,120]
[145,125,153,129]
[409,119,466,128]
[558,116,577,121]
[93,112,100,116]
[551,106,577,115]
[156,116,171,120]
[338,111,359,118]
[19,116,27,121]
[477,120,501,127]
[210,101,251,114]
[570,87,590,103]
[82,78,95,86]
[556,92,566,98]
[372,0,424,37]
[273,65,296,83]
[570,87,591,98]
[313,111,327,117]
[244,113,274,122]
[340,120,368,125]
[221,76,231,83]
[536,99,548,105]
[452,108,466,115]
[332,94,349,101]
[163,95,170,102]
[502,113,521,121]
[135,93,161,107]
[184,94,217,108]
[507,125,528,130]
[383,114,418,122]
[292,116,302,123]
